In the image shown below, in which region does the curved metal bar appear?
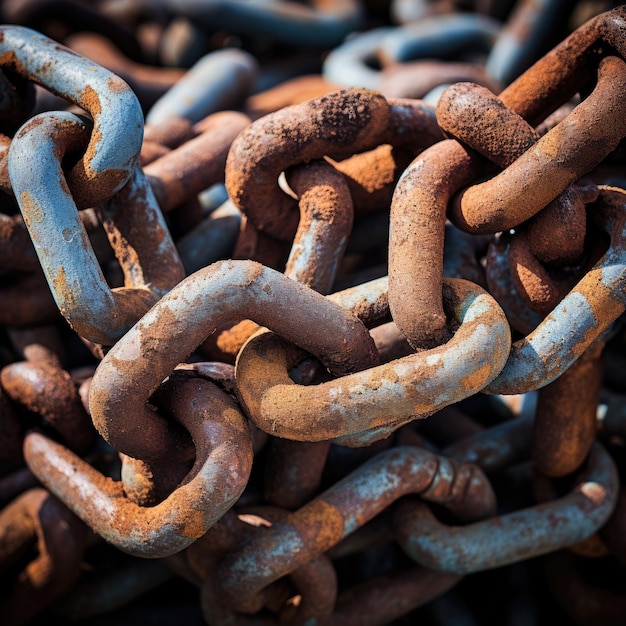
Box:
[393,442,619,574]
[235,278,510,441]
[25,378,254,559]
[225,89,441,240]
[448,56,626,234]
[388,6,626,349]
[0,25,143,205]
[485,189,626,395]
[215,445,495,612]
[9,111,184,345]
[146,48,257,126]
[89,259,377,461]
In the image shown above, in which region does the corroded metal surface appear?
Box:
[1,5,626,624]
[25,376,253,558]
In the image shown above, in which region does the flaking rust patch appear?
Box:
[107,76,130,93]
[460,361,493,393]
[20,191,44,227]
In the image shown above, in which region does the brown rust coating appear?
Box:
[215,445,494,610]
[199,507,336,621]
[437,81,539,168]
[285,159,353,294]
[139,140,170,166]
[206,161,354,360]
[89,260,378,461]
[507,228,581,314]
[383,97,445,150]
[388,139,480,348]
[390,49,626,348]
[526,182,600,265]
[225,89,392,240]
[330,99,443,216]
[25,377,254,558]
[236,279,510,441]
[329,144,403,214]
[437,80,593,265]
[499,5,626,126]
[66,85,133,208]
[145,111,250,214]
[532,340,604,478]
[98,175,185,297]
[485,235,542,335]
[1,359,96,454]
[0,132,13,194]
[0,487,86,624]
[232,215,290,269]
[449,56,626,234]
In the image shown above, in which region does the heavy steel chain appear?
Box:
[1,3,626,625]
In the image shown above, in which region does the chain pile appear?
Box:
[1,1,626,624]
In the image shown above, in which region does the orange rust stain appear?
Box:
[298,500,345,550]
[107,76,130,94]
[80,85,102,116]
[20,191,44,228]
[460,360,493,392]
[176,503,209,540]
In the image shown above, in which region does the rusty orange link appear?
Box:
[389,7,626,349]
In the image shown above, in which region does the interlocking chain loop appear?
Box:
[225,88,442,240]
[236,277,510,442]
[484,188,626,394]
[214,446,494,613]
[389,6,626,350]
[394,443,618,574]
[24,375,253,558]
[88,259,377,461]
[0,25,143,207]
[9,111,184,346]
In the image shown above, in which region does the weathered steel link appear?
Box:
[89,259,377,461]
[531,340,604,477]
[485,188,626,395]
[0,24,143,206]
[443,56,625,236]
[9,111,184,346]
[236,278,510,442]
[389,5,626,349]
[225,88,442,240]
[214,446,495,613]
[393,442,618,574]
[25,375,253,558]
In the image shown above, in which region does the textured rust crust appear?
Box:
[226,88,391,239]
